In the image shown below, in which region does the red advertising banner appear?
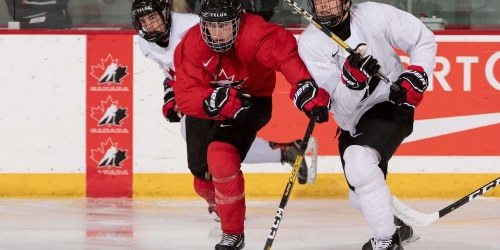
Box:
[86,35,133,198]
[258,36,500,156]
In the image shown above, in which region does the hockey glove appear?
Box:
[290,79,331,123]
[163,79,183,123]
[342,43,381,91]
[389,65,428,109]
[203,87,252,119]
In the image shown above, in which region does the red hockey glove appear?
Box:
[389,65,429,109]
[162,79,183,123]
[203,87,252,119]
[342,44,381,91]
[290,79,331,123]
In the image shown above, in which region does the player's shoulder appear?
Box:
[171,12,199,27]
[171,12,199,21]
[180,21,202,44]
[299,24,321,41]
[351,1,397,19]
[238,13,293,46]
[349,2,395,34]
[241,12,267,26]
[137,36,153,56]
[298,24,341,61]
[352,1,390,11]
[171,12,200,37]
[236,13,296,58]
[298,24,332,50]
[240,13,287,36]
[175,21,208,63]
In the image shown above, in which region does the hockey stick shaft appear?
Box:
[439,176,500,217]
[263,115,317,250]
[283,0,400,92]
[391,176,500,227]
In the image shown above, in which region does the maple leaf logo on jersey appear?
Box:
[90,54,129,84]
[166,67,176,79]
[90,96,128,126]
[90,138,128,168]
[211,68,248,89]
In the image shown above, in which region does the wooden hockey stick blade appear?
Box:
[391,176,500,227]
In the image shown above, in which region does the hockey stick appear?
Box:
[263,115,317,250]
[390,176,500,227]
[305,136,318,184]
[283,0,400,92]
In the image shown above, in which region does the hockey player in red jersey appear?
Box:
[131,0,319,225]
[173,0,331,248]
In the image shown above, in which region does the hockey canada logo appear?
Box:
[211,68,248,89]
[90,54,129,91]
[90,96,129,134]
[90,138,129,175]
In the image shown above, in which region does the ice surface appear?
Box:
[0,198,499,250]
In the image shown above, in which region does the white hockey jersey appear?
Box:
[298,2,436,134]
[138,12,199,79]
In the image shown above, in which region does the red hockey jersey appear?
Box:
[173,13,311,119]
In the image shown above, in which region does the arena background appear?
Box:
[0,31,499,199]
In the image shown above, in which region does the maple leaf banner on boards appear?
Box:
[89,95,129,132]
[258,36,500,157]
[86,35,133,198]
[90,54,129,86]
[90,138,129,172]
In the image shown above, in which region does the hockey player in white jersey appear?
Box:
[296,0,437,249]
[131,0,318,222]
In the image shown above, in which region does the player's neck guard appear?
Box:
[329,12,351,41]
[156,39,170,48]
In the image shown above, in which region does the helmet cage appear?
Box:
[200,0,242,52]
[308,0,349,26]
[200,17,241,52]
[132,0,172,43]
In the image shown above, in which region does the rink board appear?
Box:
[0,173,499,198]
[0,32,499,198]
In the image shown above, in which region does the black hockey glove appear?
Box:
[162,78,183,122]
[389,65,428,109]
[290,79,331,123]
[342,44,381,90]
[203,87,252,119]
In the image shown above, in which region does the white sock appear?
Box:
[243,137,281,164]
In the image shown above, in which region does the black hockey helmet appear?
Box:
[308,0,351,27]
[132,0,172,43]
[199,0,242,52]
